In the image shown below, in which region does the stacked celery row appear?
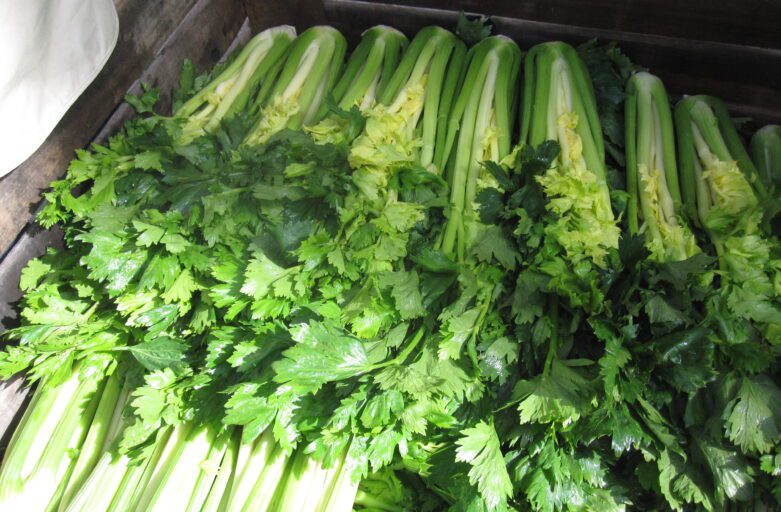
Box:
[0,18,781,512]
[751,125,781,188]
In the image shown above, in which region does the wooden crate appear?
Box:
[1,0,779,440]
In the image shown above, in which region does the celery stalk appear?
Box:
[675,95,766,228]
[625,72,699,262]
[520,41,619,270]
[675,95,781,343]
[320,449,360,512]
[750,125,781,188]
[439,35,521,259]
[238,439,289,511]
[223,427,282,511]
[131,422,202,510]
[61,424,173,512]
[333,26,408,111]
[270,448,333,512]
[176,26,296,142]
[53,371,123,510]
[307,26,408,144]
[185,429,232,511]
[200,432,240,512]
[0,359,112,511]
[244,26,348,146]
[524,42,607,184]
[365,26,466,171]
[106,432,172,512]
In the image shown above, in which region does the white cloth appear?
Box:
[0,0,118,177]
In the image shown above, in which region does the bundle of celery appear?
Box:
[751,124,781,189]
[1,17,781,512]
[676,95,781,343]
[625,71,699,262]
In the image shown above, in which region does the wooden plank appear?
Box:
[323,0,781,125]
[0,3,249,439]
[244,0,327,31]
[0,227,63,331]
[348,0,781,50]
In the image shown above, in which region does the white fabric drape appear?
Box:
[0,0,118,177]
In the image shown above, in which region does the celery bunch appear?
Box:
[625,71,699,262]
[751,124,781,188]
[440,35,521,260]
[244,26,347,146]
[176,26,296,142]
[307,26,408,144]
[522,42,619,269]
[675,95,766,228]
[676,95,781,343]
[519,41,620,309]
[349,25,466,177]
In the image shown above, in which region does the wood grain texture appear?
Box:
[323,1,781,124]
[244,0,327,31]
[345,0,781,49]
[0,226,63,331]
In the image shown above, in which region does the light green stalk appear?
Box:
[176,26,296,143]
[675,95,766,228]
[439,35,521,260]
[244,26,347,146]
[750,125,781,189]
[54,371,125,509]
[0,358,113,511]
[625,72,699,262]
[107,429,175,512]
[521,42,605,179]
[349,26,466,175]
[268,447,348,512]
[199,432,240,512]
[237,436,290,511]
[129,422,199,510]
[332,26,408,111]
[61,425,174,512]
[307,25,408,144]
[133,424,231,512]
[319,448,360,512]
[222,427,288,512]
[520,41,619,269]
[675,95,781,343]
